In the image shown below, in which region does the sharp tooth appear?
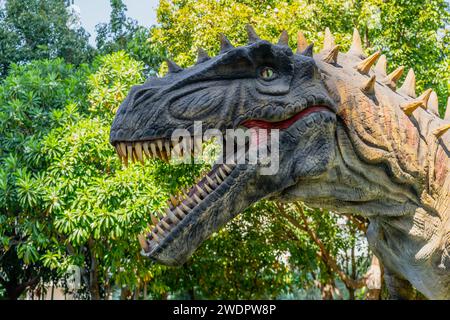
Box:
[206,175,217,187]
[156,224,165,235]
[175,207,186,218]
[161,219,171,230]
[204,184,213,193]
[219,168,227,179]
[134,142,144,163]
[196,185,207,197]
[173,142,181,158]
[157,140,168,161]
[151,232,160,242]
[164,141,171,157]
[119,143,127,157]
[143,142,151,158]
[151,214,159,225]
[181,202,191,212]
[157,140,163,152]
[185,197,195,206]
[193,193,202,203]
[150,142,158,159]
[127,145,133,163]
[167,209,180,223]
[115,145,123,157]
[170,195,179,207]
[223,164,232,173]
[215,173,223,183]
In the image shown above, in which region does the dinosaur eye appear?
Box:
[259,67,277,80]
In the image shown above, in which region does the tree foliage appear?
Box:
[95,0,165,76]
[0,0,94,77]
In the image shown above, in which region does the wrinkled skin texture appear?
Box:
[110,34,450,299]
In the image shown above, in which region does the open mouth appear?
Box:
[112,105,333,255]
[241,105,332,129]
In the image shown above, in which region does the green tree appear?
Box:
[0,0,94,77]
[0,59,92,299]
[95,0,165,76]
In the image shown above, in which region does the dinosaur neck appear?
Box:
[315,54,449,217]
[335,86,449,218]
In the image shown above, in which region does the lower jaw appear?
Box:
[144,164,254,266]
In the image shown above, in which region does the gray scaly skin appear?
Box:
[110,26,450,299]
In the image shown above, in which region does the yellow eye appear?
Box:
[260,67,275,80]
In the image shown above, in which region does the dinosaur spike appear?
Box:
[386,66,404,84]
[427,91,439,116]
[401,101,423,116]
[219,34,234,53]
[433,124,450,138]
[348,28,364,57]
[361,75,376,95]
[296,31,308,53]
[278,30,289,46]
[322,45,339,64]
[398,68,416,98]
[418,89,433,108]
[245,24,260,43]
[166,59,183,73]
[374,55,387,76]
[323,27,335,50]
[196,48,210,64]
[356,51,381,75]
[445,97,450,120]
[301,43,314,57]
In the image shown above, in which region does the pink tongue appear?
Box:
[241,105,330,130]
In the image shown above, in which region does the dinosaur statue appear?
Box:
[109,26,450,300]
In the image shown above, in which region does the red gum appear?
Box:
[242,105,331,129]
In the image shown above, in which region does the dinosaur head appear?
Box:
[110,26,337,266]
[110,26,450,269]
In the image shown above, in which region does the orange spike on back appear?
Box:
[433,124,450,138]
[297,31,308,53]
[427,91,440,116]
[374,55,387,76]
[348,28,365,58]
[356,51,381,75]
[323,27,335,50]
[398,69,416,98]
[323,45,340,64]
[418,89,433,109]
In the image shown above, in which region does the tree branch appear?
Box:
[276,202,366,290]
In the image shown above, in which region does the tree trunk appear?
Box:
[87,239,101,300]
[120,286,132,300]
[321,282,335,300]
[2,276,39,300]
[143,282,147,300]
